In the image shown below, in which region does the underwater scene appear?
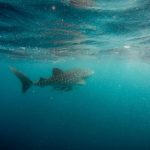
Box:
[0,0,150,150]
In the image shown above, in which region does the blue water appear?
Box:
[1,0,150,150]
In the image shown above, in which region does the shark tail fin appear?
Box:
[10,67,33,93]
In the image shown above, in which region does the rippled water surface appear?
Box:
[0,0,150,61]
[0,1,150,150]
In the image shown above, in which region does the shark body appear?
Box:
[10,67,94,93]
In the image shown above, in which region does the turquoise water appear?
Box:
[1,0,150,150]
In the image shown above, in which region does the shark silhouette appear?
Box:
[10,67,94,93]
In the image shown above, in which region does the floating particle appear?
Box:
[52,5,56,11]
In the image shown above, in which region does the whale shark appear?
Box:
[10,67,94,93]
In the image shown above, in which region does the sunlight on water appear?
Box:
[0,0,149,62]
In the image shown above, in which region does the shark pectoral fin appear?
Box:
[52,68,63,77]
[53,86,72,91]
[77,79,86,85]
[62,86,72,91]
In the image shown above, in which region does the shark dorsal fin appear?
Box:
[39,78,46,82]
[52,68,63,76]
